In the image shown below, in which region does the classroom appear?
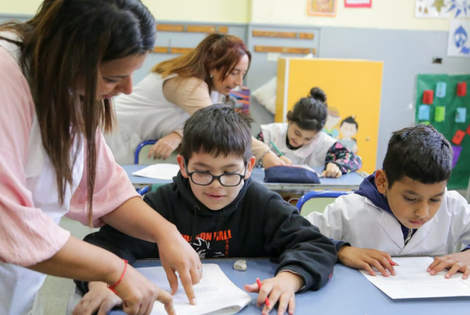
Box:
[1,0,470,314]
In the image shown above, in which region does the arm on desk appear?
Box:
[263,194,337,292]
[75,225,159,294]
[73,222,161,315]
[325,142,362,174]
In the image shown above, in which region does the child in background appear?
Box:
[258,87,362,178]
[307,125,470,279]
[74,105,338,315]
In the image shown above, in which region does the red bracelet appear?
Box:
[108,259,128,294]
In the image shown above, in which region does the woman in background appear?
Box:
[106,34,286,168]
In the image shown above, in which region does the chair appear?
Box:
[137,183,167,196]
[134,140,157,164]
[134,139,180,165]
[137,185,149,195]
[296,190,353,216]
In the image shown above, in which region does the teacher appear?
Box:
[0,0,201,314]
[105,33,286,167]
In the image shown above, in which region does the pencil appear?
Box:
[389,260,399,266]
[256,278,271,307]
[269,141,284,157]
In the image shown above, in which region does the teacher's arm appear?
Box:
[0,84,174,314]
[68,131,201,304]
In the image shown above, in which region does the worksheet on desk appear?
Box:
[132,163,180,180]
[360,257,470,299]
[137,264,252,315]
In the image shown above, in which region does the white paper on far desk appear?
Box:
[137,264,252,315]
[131,163,180,180]
[360,257,470,299]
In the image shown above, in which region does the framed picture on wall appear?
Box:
[344,0,372,8]
[308,0,337,17]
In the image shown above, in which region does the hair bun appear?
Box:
[309,87,327,103]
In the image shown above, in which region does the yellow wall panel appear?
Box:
[276,58,383,174]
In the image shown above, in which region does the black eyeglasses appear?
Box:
[184,161,247,187]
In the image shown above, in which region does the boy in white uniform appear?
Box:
[307,125,470,279]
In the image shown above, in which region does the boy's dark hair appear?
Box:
[340,116,359,131]
[383,125,452,187]
[286,87,327,132]
[181,104,253,161]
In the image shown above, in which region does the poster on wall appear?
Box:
[415,74,470,189]
[415,0,470,18]
[308,0,337,16]
[447,19,470,57]
[344,0,372,8]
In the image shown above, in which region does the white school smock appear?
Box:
[260,123,336,167]
[0,33,139,315]
[306,191,470,256]
[105,73,221,165]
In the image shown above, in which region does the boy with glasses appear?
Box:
[74,104,337,315]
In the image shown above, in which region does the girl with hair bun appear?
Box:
[258,87,362,178]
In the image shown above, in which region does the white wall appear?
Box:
[0,0,251,23]
[0,0,42,15]
[251,0,462,31]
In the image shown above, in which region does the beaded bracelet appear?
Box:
[108,259,129,294]
[258,149,273,167]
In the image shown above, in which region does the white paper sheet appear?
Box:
[131,163,180,180]
[137,264,252,315]
[360,257,470,299]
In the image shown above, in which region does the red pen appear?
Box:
[256,278,271,307]
[389,260,399,266]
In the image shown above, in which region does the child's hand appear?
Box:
[244,272,304,315]
[73,282,122,315]
[321,163,342,178]
[263,151,287,168]
[279,155,293,166]
[148,132,182,160]
[338,246,396,277]
[427,251,470,279]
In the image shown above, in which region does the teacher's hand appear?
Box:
[148,133,182,160]
[263,151,292,168]
[158,229,202,305]
[113,263,176,315]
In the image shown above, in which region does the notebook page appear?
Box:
[137,264,252,315]
[131,163,180,180]
[360,257,470,299]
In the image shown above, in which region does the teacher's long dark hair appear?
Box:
[0,0,155,224]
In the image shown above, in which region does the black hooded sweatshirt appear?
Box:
[77,172,337,293]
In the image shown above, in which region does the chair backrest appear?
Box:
[137,186,149,195]
[134,140,157,164]
[296,190,353,215]
[134,139,180,165]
